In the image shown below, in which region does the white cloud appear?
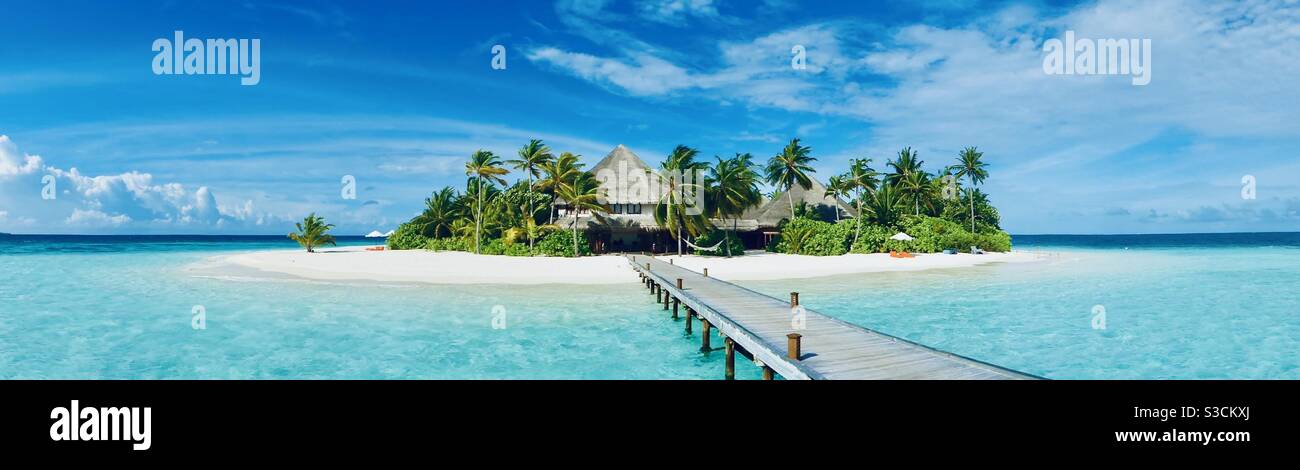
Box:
[0,135,44,177]
[66,208,131,226]
[638,0,720,25]
[527,47,697,96]
[0,135,277,233]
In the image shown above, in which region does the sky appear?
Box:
[1,0,1299,235]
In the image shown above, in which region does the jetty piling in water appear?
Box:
[724,337,736,380]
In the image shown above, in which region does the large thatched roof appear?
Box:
[587,144,664,204]
[738,178,856,229]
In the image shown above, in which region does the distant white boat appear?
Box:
[365,230,388,238]
[384,230,394,237]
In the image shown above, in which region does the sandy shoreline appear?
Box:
[192,245,1046,285]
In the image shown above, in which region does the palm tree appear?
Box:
[506,139,554,250]
[411,186,459,239]
[765,138,817,219]
[655,145,711,255]
[898,170,932,216]
[861,184,905,228]
[706,153,762,257]
[539,152,584,224]
[845,157,879,247]
[463,177,503,243]
[825,174,848,221]
[287,213,336,253]
[465,149,509,254]
[554,172,607,257]
[885,147,923,187]
[949,146,990,233]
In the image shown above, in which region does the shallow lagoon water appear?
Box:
[1,234,1297,379]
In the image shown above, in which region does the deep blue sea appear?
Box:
[1,233,1297,379]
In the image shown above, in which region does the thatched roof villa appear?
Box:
[556,145,854,253]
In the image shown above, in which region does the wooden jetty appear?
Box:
[630,254,1039,380]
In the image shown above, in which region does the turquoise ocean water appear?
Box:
[1,233,1297,379]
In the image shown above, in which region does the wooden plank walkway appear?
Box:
[629,255,1040,380]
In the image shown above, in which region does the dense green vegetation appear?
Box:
[382,137,1012,257]
[765,143,1013,255]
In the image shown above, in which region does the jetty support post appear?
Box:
[724,337,735,380]
[787,333,803,360]
[700,319,712,352]
[672,278,683,319]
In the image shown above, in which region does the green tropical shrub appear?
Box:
[535,230,591,257]
[695,230,746,257]
[770,217,853,256]
[849,223,894,253]
[387,222,430,250]
[896,215,1012,253]
[479,238,508,255]
[427,237,471,252]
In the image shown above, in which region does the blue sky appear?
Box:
[2,0,1298,235]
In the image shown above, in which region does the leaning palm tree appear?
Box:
[506,139,554,250]
[846,157,880,248]
[655,145,711,255]
[287,213,336,253]
[949,146,990,233]
[706,153,762,257]
[411,186,460,239]
[825,174,849,221]
[465,149,509,254]
[885,147,924,187]
[554,172,607,257]
[765,138,817,219]
[538,152,584,224]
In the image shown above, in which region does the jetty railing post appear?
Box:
[703,268,708,277]
[790,292,800,308]
[787,333,802,360]
[700,319,712,352]
[724,337,735,380]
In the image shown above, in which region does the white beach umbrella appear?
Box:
[889,232,914,241]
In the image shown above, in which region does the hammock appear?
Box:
[683,238,725,252]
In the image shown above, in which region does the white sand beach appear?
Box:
[199,246,1045,285]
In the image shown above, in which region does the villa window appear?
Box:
[627,204,641,214]
[613,204,624,214]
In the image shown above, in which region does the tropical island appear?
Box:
[212,138,1035,285]
[381,138,1012,257]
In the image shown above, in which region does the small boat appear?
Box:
[365,246,385,251]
